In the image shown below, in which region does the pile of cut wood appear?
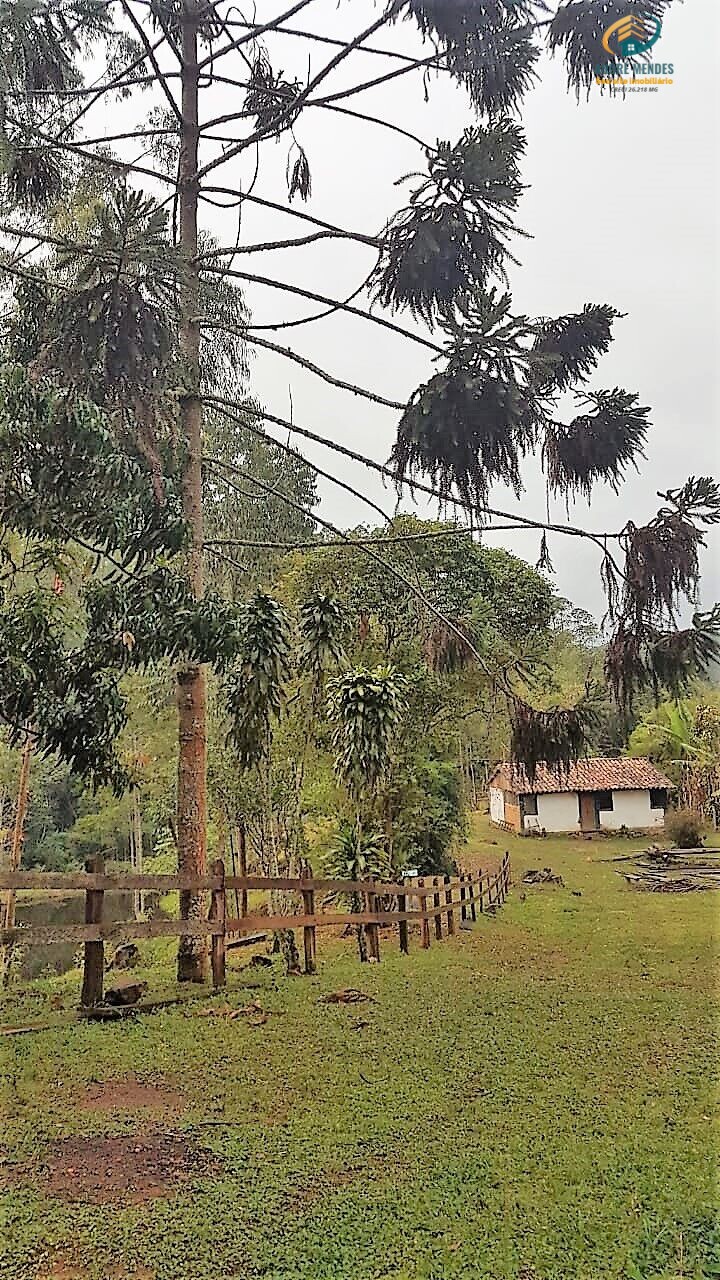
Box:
[618,847,720,892]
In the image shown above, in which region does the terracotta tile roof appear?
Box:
[489,757,674,795]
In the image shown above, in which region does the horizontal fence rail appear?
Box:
[0,853,511,1007]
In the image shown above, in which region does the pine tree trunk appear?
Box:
[131,788,144,920]
[176,0,208,982]
[2,735,32,985]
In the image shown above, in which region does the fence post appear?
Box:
[238,824,249,919]
[468,873,477,923]
[478,870,484,914]
[209,858,227,989]
[301,860,317,975]
[504,852,511,897]
[444,874,455,936]
[398,878,409,955]
[460,873,467,923]
[432,876,443,940]
[365,875,381,962]
[80,854,105,1008]
[418,878,431,949]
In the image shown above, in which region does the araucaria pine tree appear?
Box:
[1,0,717,979]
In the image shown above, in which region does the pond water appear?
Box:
[15,893,165,979]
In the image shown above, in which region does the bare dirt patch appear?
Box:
[37,1262,88,1280]
[79,1074,185,1115]
[43,1133,220,1204]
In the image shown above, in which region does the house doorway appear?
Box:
[578,792,598,833]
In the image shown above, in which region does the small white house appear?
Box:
[489,758,673,834]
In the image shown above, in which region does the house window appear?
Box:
[522,794,538,816]
[649,788,667,810]
[595,791,614,812]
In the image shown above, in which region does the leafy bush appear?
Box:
[665,806,704,849]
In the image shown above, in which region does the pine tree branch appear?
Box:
[6,113,178,189]
[0,259,72,292]
[205,407,393,525]
[0,222,92,254]
[199,189,380,249]
[204,545,250,575]
[195,229,378,256]
[318,100,433,152]
[229,330,405,410]
[204,527,525,551]
[198,274,441,353]
[309,49,445,108]
[201,18,444,68]
[195,3,406,180]
[0,74,168,99]
[201,393,627,574]
[196,0,317,72]
[200,88,434,152]
[59,37,177,140]
[119,0,183,124]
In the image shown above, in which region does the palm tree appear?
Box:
[325,824,388,963]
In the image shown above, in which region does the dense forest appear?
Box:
[2,509,717,884]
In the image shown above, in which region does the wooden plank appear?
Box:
[0,871,220,892]
[224,904,455,933]
[2,918,222,946]
[209,859,226,990]
[5,902,465,947]
[445,875,455,936]
[81,855,104,1008]
[224,874,469,896]
[226,932,267,950]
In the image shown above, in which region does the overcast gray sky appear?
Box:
[119,2,720,620]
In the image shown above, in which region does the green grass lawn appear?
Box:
[1,819,718,1280]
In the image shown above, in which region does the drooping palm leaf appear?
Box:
[328,666,408,799]
[225,592,292,768]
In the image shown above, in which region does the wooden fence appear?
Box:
[0,853,511,1006]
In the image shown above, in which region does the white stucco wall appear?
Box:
[531,792,580,832]
[489,786,505,824]
[599,789,666,830]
